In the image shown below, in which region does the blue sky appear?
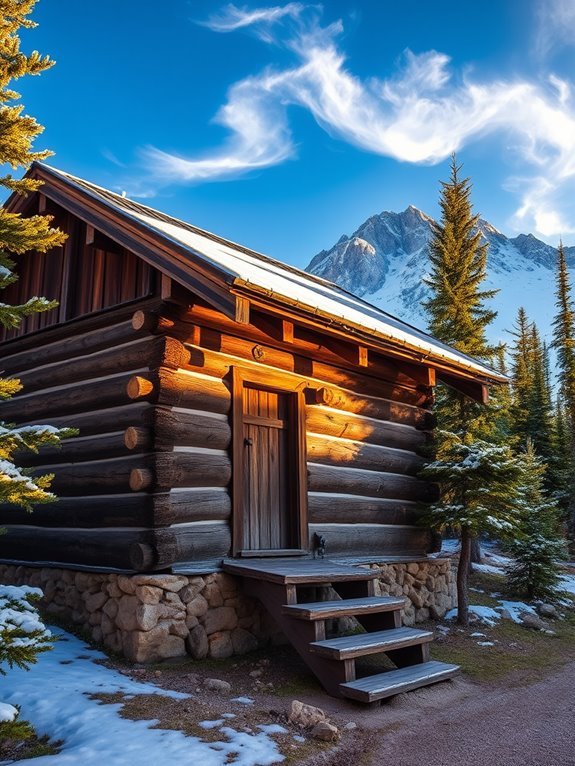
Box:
[17,0,575,268]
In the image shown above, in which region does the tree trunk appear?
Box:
[468,536,482,572]
[457,527,471,625]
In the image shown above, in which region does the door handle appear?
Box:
[244,437,253,446]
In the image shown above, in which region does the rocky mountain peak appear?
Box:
[306,206,573,347]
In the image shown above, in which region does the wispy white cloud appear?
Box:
[535,0,575,58]
[142,3,575,240]
[199,2,305,41]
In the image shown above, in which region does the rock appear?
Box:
[84,591,107,613]
[102,598,119,619]
[289,700,326,728]
[203,677,231,693]
[186,594,209,618]
[135,585,162,605]
[186,625,208,659]
[170,620,190,638]
[231,628,258,655]
[537,603,560,620]
[115,595,139,631]
[249,669,263,678]
[203,606,238,635]
[179,581,205,604]
[209,630,234,659]
[117,575,136,595]
[156,635,186,659]
[343,722,358,731]
[131,574,188,593]
[311,721,339,742]
[203,583,224,607]
[520,612,548,631]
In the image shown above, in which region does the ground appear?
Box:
[2,555,575,766]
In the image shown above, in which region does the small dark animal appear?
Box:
[313,533,326,559]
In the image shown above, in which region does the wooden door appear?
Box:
[241,385,294,552]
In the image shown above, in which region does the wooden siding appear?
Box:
[0,290,436,571]
[0,204,157,341]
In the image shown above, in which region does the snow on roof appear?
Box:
[39,164,504,382]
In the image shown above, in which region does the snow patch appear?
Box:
[0,627,286,765]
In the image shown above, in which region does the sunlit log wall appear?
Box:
[0,292,438,571]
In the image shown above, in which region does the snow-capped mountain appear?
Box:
[307,206,574,348]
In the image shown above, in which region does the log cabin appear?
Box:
[0,163,506,698]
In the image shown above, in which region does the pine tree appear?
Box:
[509,307,534,443]
[527,325,554,469]
[424,155,497,358]
[421,436,521,624]
[505,442,566,601]
[0,1,73,735]
[422,156,512,625]
[0,0,74,511]
[552,241,575,536]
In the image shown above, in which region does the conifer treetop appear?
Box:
[424,155,497,360]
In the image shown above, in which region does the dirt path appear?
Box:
[360,661,575,766]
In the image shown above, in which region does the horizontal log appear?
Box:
[170,302,433,390]
[18,431,131,467]
[28,450,231,495]
[0,488,231,528]
[127,368,231,414]
[124,409,231,452]
[308,523,432,557]
[150,522,232,569]
[1,372,137,423]
[132,310,176,334]
[308,463,438,502]
[305,406,428,452]
[308,494,422,525]
[306,434,424,476]
[128,450,231,491]
[13,403,151,437]
[155,488,231,526]
[0,494,156,527]
[0,312,151,376]
[30,455,150,495]
[313,386,433,429]
[183,330,430,407]
[13,336,190,394]
[0,525,157,571]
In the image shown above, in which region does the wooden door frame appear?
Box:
[231,366,308,557]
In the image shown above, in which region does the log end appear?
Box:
[132,310,175,334]
[129,467,155,492]
[129,542,157,571]
[127,375,155,400]
[124,426,152,451]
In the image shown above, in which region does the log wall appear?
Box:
[0,296,438,571]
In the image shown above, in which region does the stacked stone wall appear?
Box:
[0,558,456,662]
[370,559,456,623]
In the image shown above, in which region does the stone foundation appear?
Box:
[0,558,456,662]
[370,559,456,624]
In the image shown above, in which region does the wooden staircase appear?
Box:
[223,558,458,703]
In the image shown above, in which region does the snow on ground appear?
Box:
[445,605,501,626]
[558,574,575,596]
[0,627,286,766]
[445,598,538,627]
[472,563,505,575]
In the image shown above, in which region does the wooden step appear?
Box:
[223,557,379,585]
[282,596,405,621]
[309,627,433,659]
[340,661,459,702]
